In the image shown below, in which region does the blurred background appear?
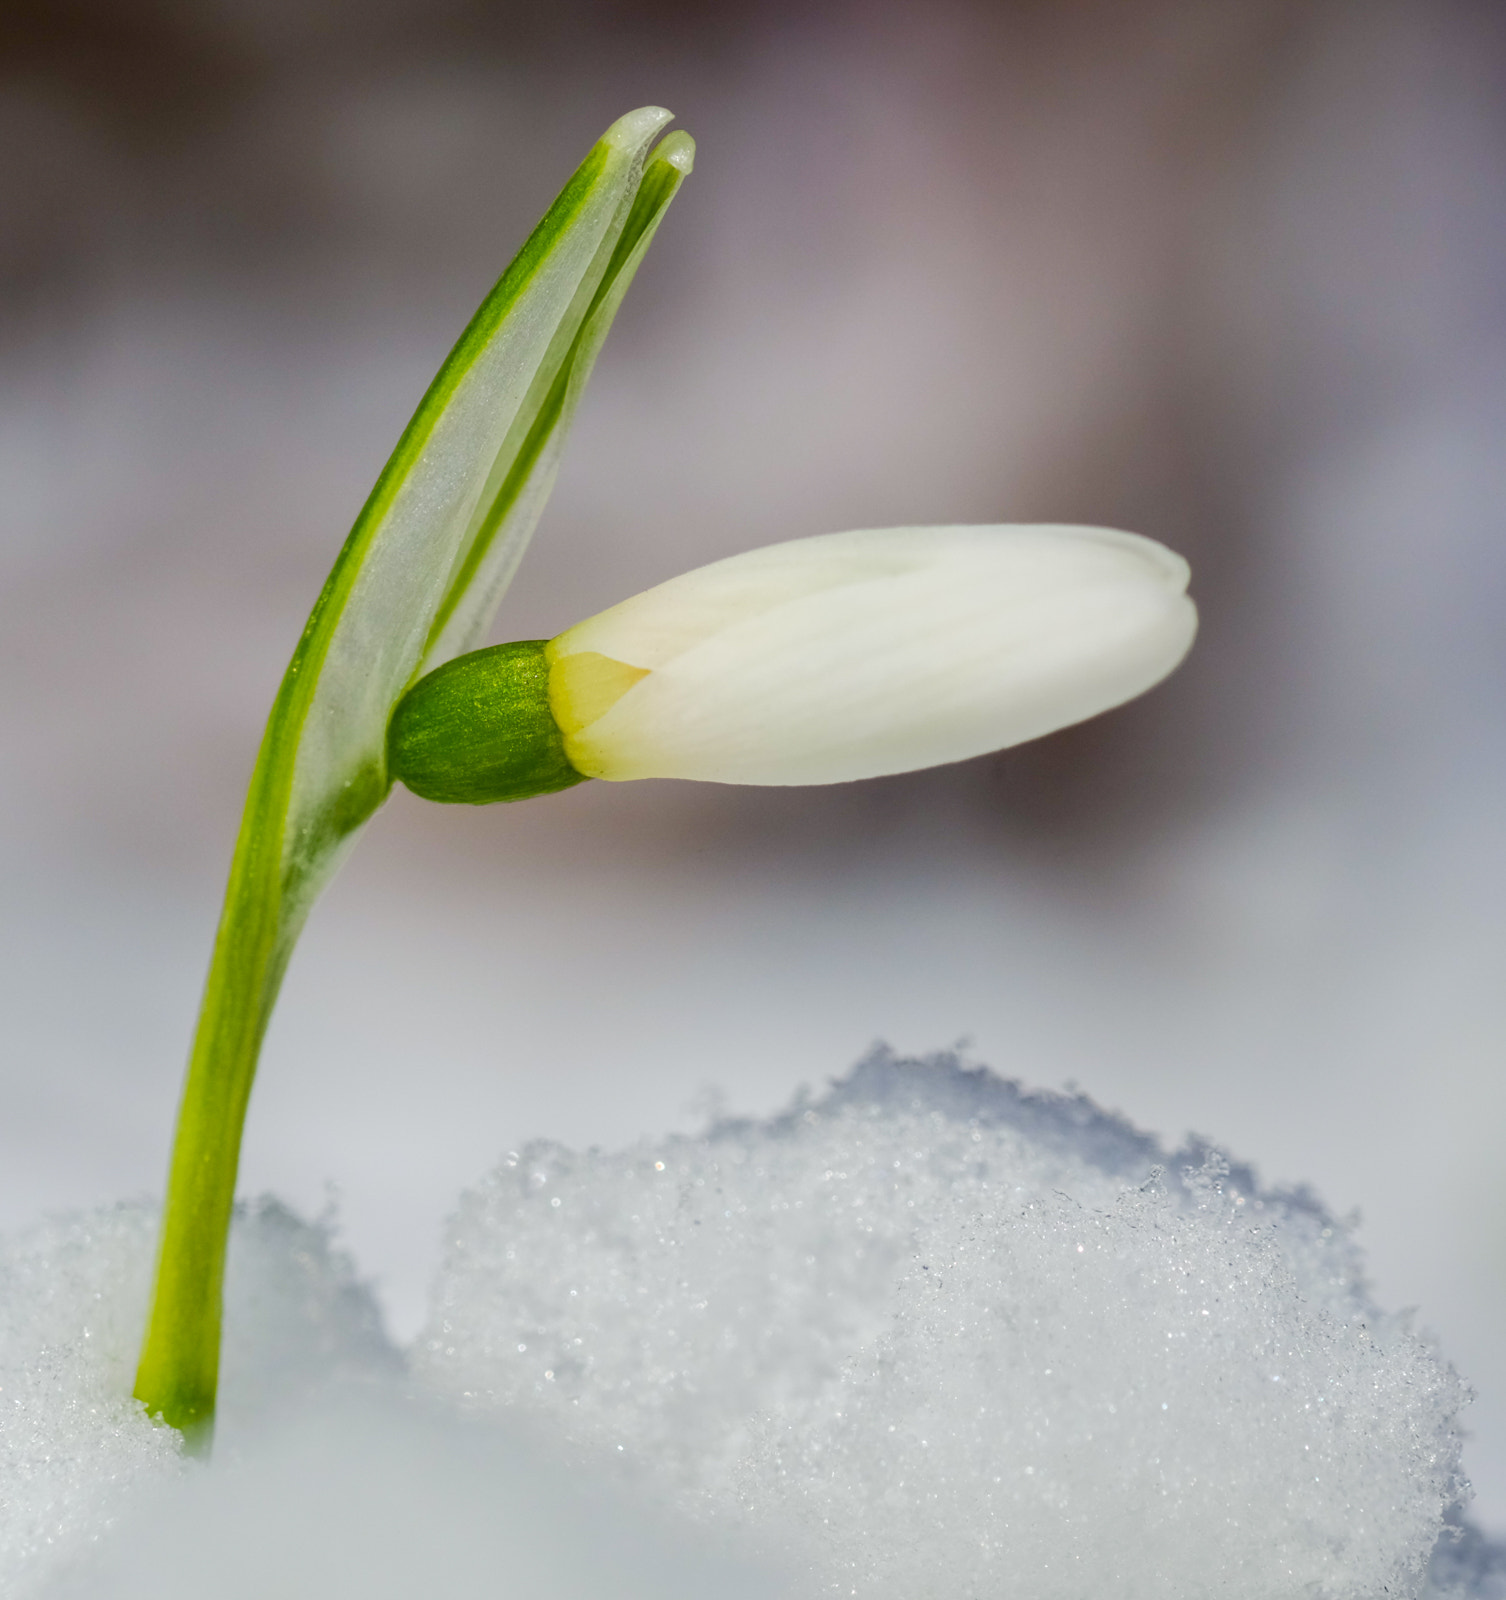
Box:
[3,0,1505,1524]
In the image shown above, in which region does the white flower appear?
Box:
[387,524,1196,802]
[545,524,1196,786]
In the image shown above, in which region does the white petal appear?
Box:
[552,527,941,670]
[558,525,1197,786]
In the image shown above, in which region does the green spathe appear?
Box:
[389,643,585,805]
[135,110,693,1447]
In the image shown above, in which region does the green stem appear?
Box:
[131,694,368,1450]
[130,113,691,1452]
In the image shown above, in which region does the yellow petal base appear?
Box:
[547,645,651,773]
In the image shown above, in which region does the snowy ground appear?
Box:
[3,1056,1497,1599]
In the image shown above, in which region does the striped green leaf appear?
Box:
[135,109,693,1445]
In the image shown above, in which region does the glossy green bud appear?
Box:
[387,641,588,805]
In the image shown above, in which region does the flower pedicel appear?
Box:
[133,108,1195,1447]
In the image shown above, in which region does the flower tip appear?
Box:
[1118,527,1192,595]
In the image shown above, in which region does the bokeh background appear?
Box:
[4,0,1505,1524]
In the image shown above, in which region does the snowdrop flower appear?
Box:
[387,524,1196,802]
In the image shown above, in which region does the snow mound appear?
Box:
[2,1197,775,1600]
[0,1197,392,1596]
[418,1049,1472,1600]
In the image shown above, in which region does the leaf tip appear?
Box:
[603,106,675,152]
[652,130,696,176]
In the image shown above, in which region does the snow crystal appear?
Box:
[0,1197,393,1596]
[418,1049,1473,1600]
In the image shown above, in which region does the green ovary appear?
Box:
[387,640,589,805]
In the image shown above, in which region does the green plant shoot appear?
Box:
[134,108,694,1450]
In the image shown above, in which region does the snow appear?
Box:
[419,1050,1476,1599]
[3,1198,772,1600]
[40,1389,777,1600]
[3,1050,1500,1598]
[0,1198,396,1596]
[0,1203,177,1596]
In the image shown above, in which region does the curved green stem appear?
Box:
[131,722,359,1446]
[132,112,693,1448]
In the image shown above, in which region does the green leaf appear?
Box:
[134,108,693,1446]
[420,129,695,675]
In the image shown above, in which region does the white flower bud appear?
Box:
[546,524,1197,786]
